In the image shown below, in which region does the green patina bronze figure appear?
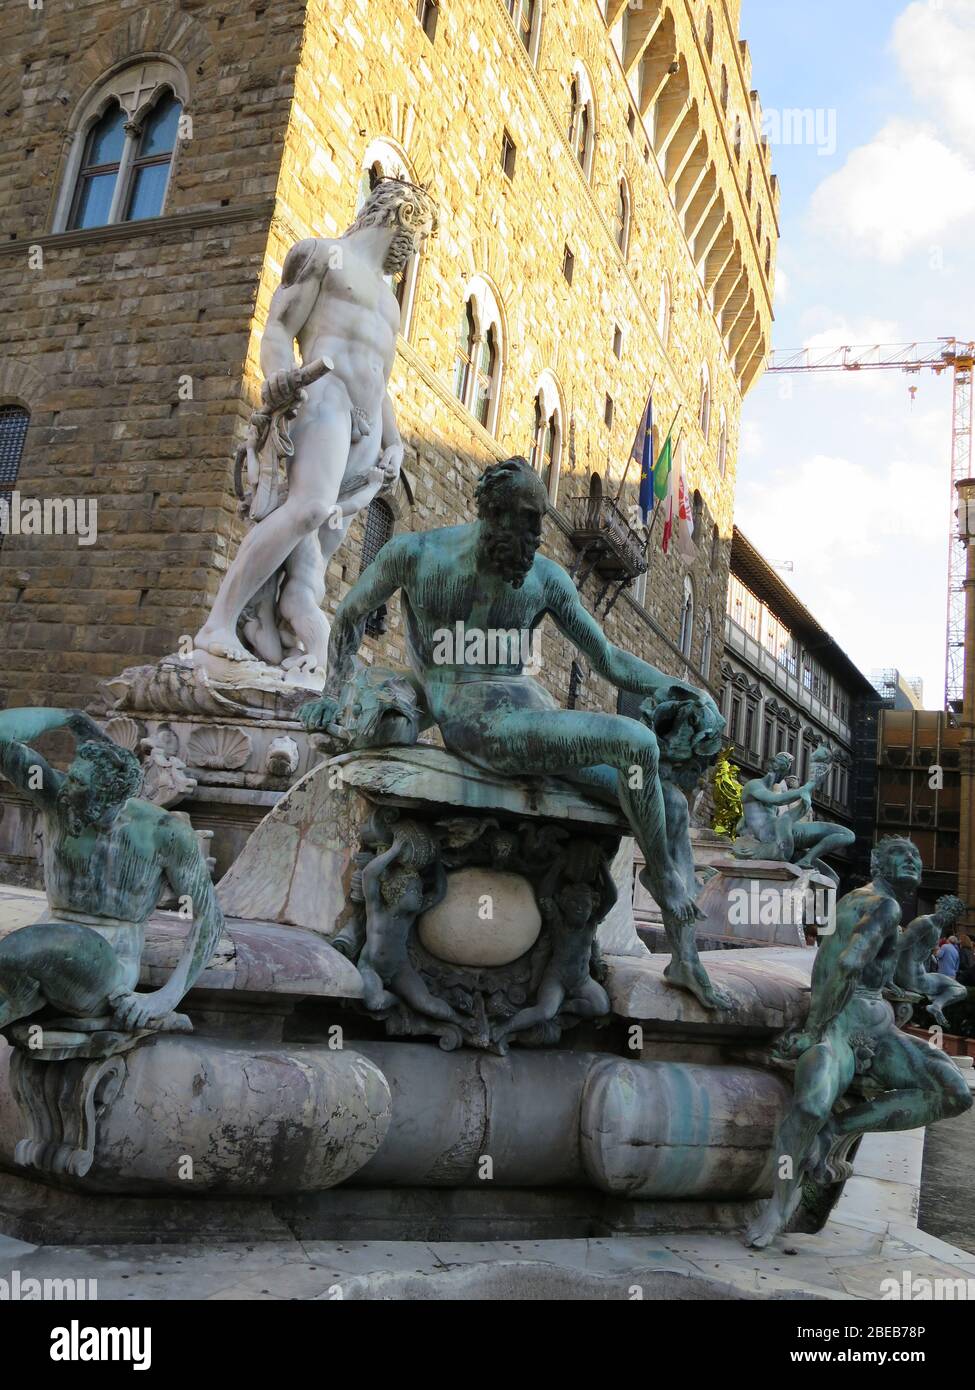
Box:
[745,837,972,1249]
[894,893,969,1029]
[302,455,730,1010]
[733,749,854,887]
[0,707,224,1035]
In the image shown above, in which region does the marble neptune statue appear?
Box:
[0,708,223,1034]
[195,177,438,678]
[302,456,731,1011]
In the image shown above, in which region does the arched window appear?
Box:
[756,202,763,243]
[680,576,695,658]
[709,525,720,569]
[0,405,29,500]
[615,177,631,258]
[507,0,541,62]
[474,326,499,428]
[692,488,704,539]
[568,66,595,179]
[55,61,186,232]
[454,276,505,434]
[716,406,728,476]
[733,115,742,162]
[657,273,672,348]
[356,138,424,339]
[698,363,711,440]
[701,610,713,678]
[530,370,564,504]
[454,300,477,404]
[704,8,715,60]
[745,163,753,205]
[720,65,729,113]
[764,238,772,277]
[358,497,396,638]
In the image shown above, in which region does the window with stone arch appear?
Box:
[54,60,188,233]
[530,370,564,505]
[356,139,424,340]
[716,405,728,477]
[756,201,763,244]
[698,362,712,441]
[720,65,729,113]
[506,0,542,64]
[701,609,713,679]
[453,276,505,435]
[615,176,632,259]
[680,575,695,659]
[704,8,715,60]
[657,273,672,349]
[745,162,753,205]
[764,238,772,277]
[568,65,596,180]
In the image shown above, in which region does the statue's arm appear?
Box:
[328,538,413,688]
[259,239,330,378]
[542,563,673,696]
[110,819,224,1030]
[0,707,106,804]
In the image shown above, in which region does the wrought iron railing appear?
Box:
[566,495,648,581]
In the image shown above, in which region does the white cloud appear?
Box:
[809,120,975,263]
[773,265,789,305]
[892,0,975,157]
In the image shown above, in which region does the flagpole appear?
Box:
[614,374,657,503]
[643,412,684,554]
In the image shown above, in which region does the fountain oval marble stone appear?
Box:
[418,868,541,967]
[43,1037,394,1196]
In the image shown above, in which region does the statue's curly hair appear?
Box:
[475,456,548,519]
[935,894,966,921]
[346,177,438,236]
[870,834,918,877]
[77,740,143,806]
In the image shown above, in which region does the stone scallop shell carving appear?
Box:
[187,725,253,771]
[103,716,142,751]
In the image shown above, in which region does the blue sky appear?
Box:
[736,0,975,707]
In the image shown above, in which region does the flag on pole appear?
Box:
[633,392,654,523]
[654,429,674,552]
[676,457,696,563]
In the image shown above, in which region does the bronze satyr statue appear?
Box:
[0,708,224,1035]
[745,837,971,1248]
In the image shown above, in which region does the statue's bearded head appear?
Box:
[347,178,438,277]
[870,835,923,891]
[56,740,143,837]
[475,457,548,588]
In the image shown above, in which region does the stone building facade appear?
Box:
[718,527,879,888]
[0,1,776,744]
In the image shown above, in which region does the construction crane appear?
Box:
[764,337,975,717]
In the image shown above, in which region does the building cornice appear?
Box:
[0,201,276,257]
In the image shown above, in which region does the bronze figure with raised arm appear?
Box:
[0,707,224,1034]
